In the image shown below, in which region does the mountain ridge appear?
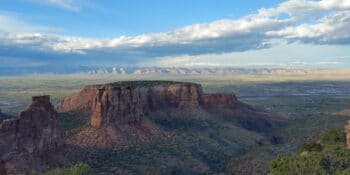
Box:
[3,66,350,76]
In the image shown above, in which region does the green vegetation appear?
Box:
[57,112,90,135]
[300,141,322,152]
[32,163,93,175]
[320,129,346,145]
[270,129,350,175]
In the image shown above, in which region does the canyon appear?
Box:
[0,81,287,174]
[58,81,285,148]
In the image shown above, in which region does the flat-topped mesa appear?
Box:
[58,81,204,128]
[0,95,62,158]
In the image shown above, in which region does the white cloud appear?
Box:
[141,43,350,68]
[267,11,350,44]
[0,13,291,55]
[1,0,350,67]
[256,0,350,17]
[315,61,342,65]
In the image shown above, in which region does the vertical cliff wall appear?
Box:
[0,95,62,159]
[346,121,350,149]
[58,81,204,128]
[202,94,238,108]
[58,81,282,132]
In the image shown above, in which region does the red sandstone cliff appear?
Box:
[346,121,350,149]
[58,81,203,128]
[0,82,288,174]
[202,94,237,107]
[58,81,281,130]
[0,96,63,175]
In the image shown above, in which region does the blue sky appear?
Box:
[0,0,284,37]
[0,0,350,69]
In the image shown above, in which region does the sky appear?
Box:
[0,0,350,70]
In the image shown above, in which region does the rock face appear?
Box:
[58,81,282,130]
[202,94,240,108]
[0,95,62,159]
[58,81,203,128]
[58,81,274,129]
[346,121,350,149]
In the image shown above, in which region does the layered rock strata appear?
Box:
[58,81,204,128]
[346,121,350,149]
[0,95,62,158]
[58,81,275,129]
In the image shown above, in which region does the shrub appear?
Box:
[45,163,93,175]
[320,129,346,145]
[68,163,93,175]
[300,141,322,152]
[270,129,350,175]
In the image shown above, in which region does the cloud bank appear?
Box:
[1,0,350,67]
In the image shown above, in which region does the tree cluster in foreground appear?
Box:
[270,129,350,175]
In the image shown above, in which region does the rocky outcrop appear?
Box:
[0,95,62,159]
[57,88,97,113]
[346,121,350,149]
[59,81,203,128]
[201,93,250,110]
[58,81,285,131]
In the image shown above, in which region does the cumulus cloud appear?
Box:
[142,43,350,68]
[267,11,350,44]
[1,0,350,66]
[256,0,350,18]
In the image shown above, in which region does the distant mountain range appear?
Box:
[1,66,350,76]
